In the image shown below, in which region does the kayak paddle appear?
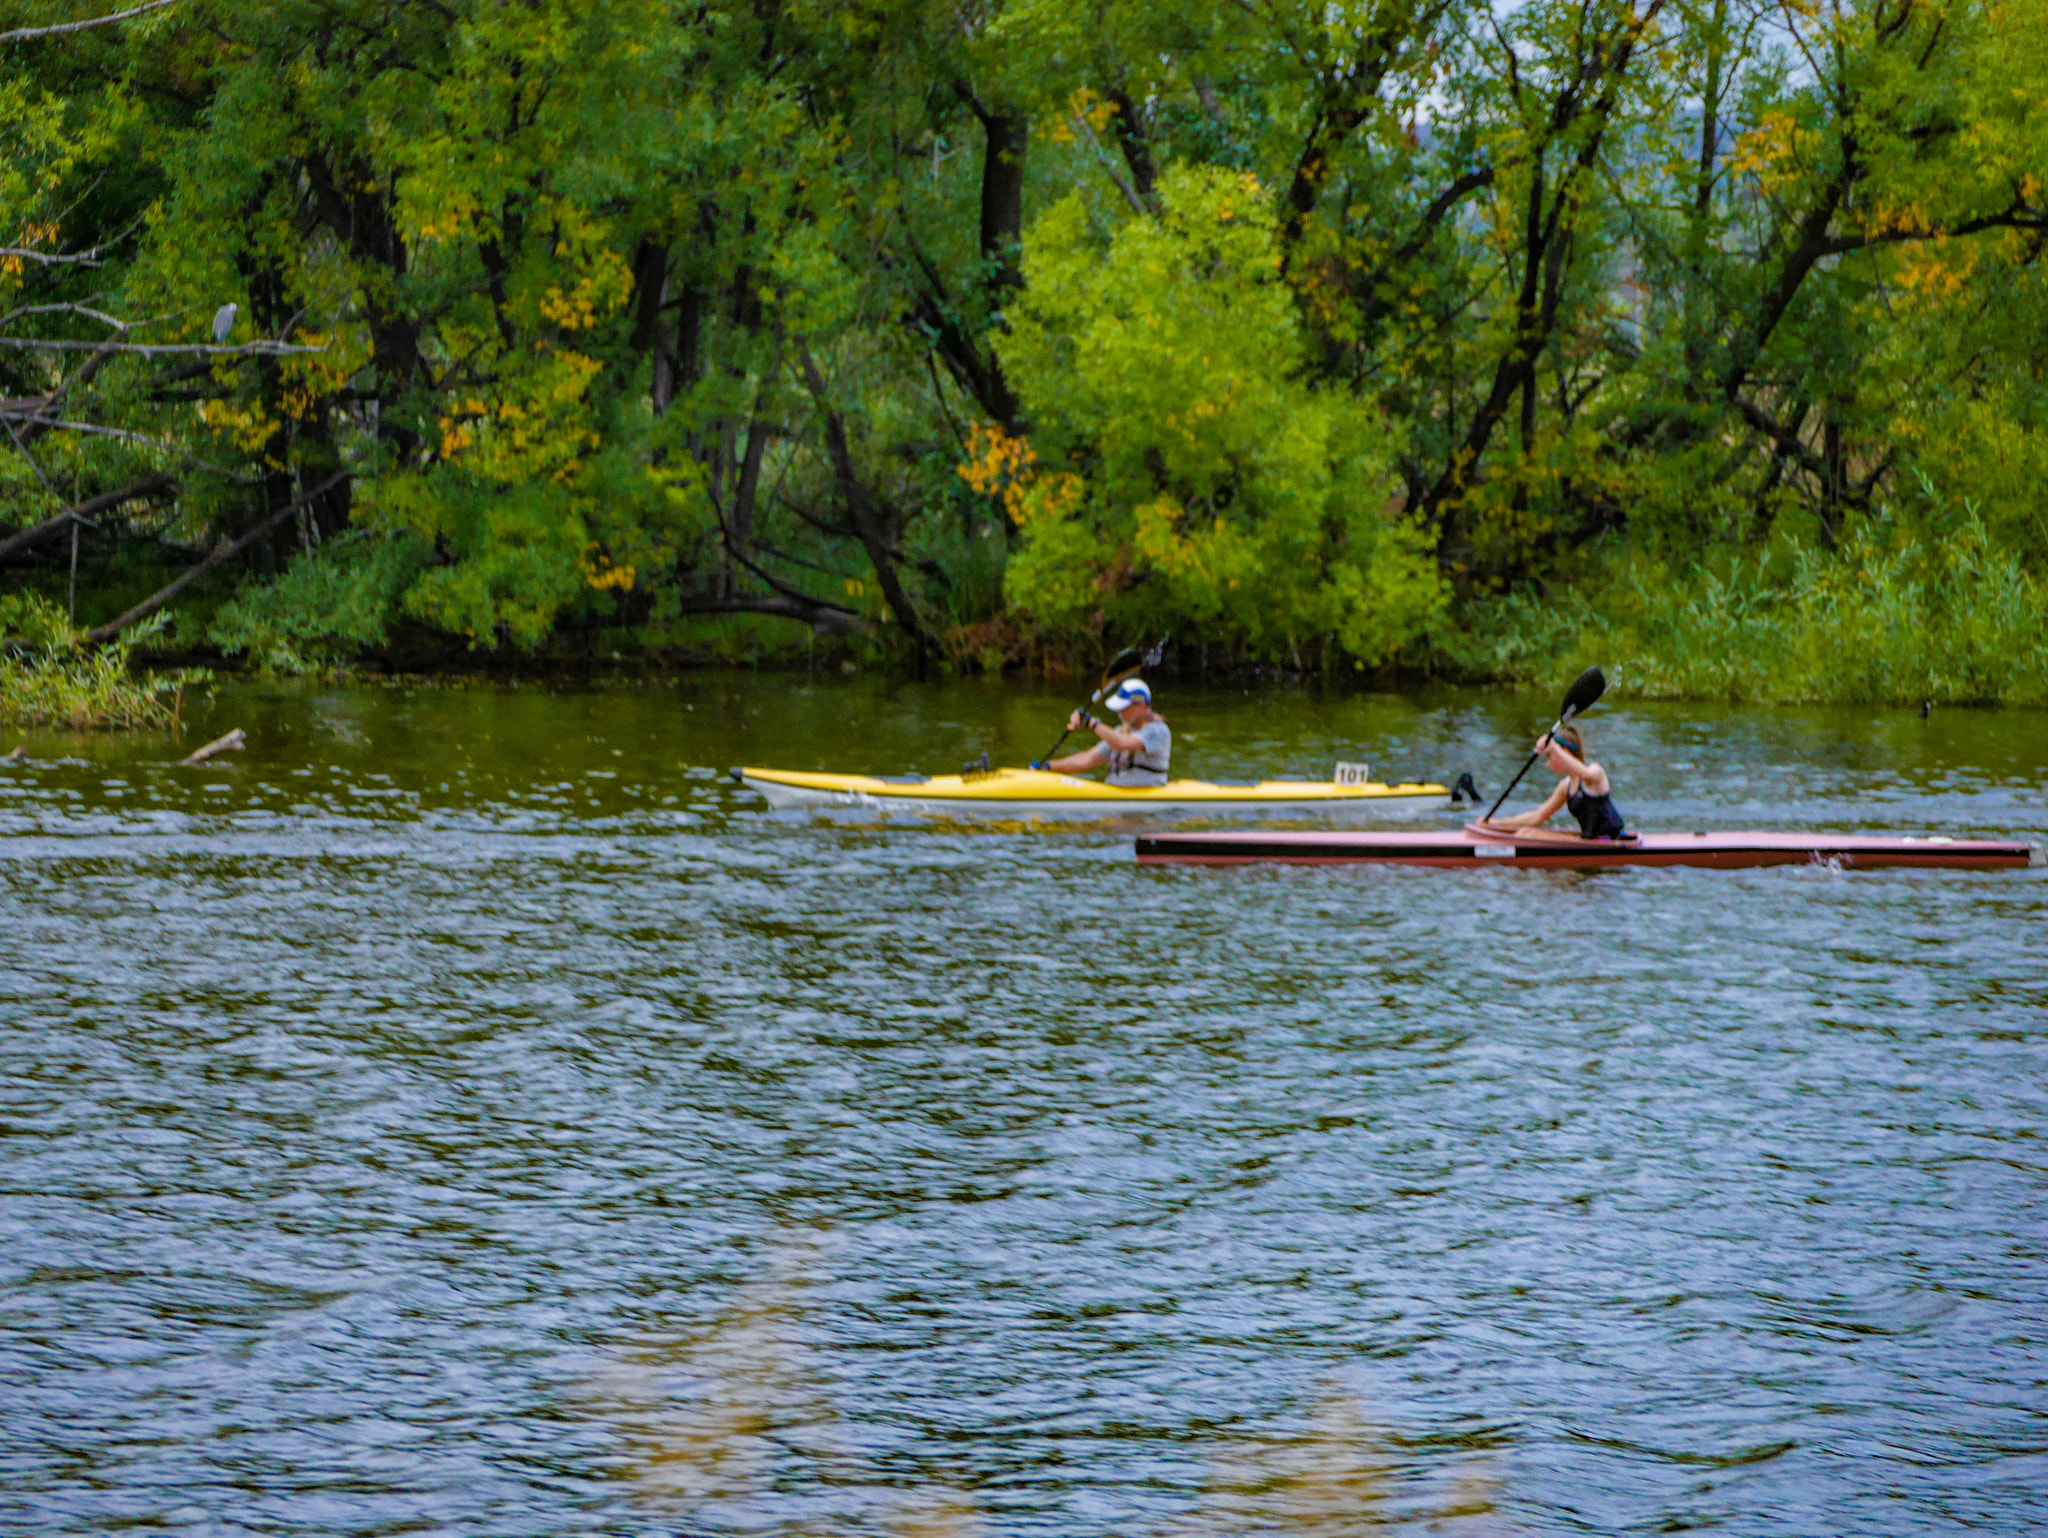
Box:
[1032,637,1167,768]
[1480,665,1607,823]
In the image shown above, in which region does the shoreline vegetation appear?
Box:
[13,495,2048,725]
[0,594,198,730]
[4,0,2045,723]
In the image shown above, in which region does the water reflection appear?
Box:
[585,1234,1503,1535]
[1179,1394,1502,1535]
[584,1235,843,1510]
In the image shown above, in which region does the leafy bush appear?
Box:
[209,530,433,672]
[0,594,197,729]
[993,166,1446,666]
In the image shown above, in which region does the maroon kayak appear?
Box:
[1136,821,2043,871]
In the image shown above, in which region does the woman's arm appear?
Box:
[1547,743,1609,795]
[1484,779,1569,829]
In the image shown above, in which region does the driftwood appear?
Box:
[0,473,177,564]
[180,727,244,767]
[83,470,346,644]
[3,745,24,762]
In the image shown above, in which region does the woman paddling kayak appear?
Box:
[1481,723,1631,839]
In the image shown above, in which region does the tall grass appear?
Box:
[0,593,198,729]
[1449,504,2048,705]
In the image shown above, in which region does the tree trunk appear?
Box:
[971,98,1029,300]
[630,237,678,415]
[799,349,932,648]
[1104,85,1156,202]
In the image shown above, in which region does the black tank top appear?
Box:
[1567,784,1630,840]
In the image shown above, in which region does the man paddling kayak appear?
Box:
[1034,678,1171,787]
[1482,723,1630,839]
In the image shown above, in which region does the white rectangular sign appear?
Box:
[1332,761,1373,786]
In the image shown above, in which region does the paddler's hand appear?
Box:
[1067,709,1095,733]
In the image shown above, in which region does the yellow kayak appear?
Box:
[733,765,1449,817]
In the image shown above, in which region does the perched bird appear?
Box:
[211,302,238,344]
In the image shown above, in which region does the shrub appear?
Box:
[0,595,198,729]
[208,530,433,672]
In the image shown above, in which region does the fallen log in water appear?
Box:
[180,727,244,767]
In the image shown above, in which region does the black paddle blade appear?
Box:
[1099,645,1143,684]
[1561,665,1606,721]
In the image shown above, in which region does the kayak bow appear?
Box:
[736,765,1449,817]
[1136,821,2043,870]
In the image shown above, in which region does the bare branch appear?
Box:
[0,337,325,358]
[797,342,934,647]
[672,592,857,635]
[0,472,176,563]
[0,0,181,44]
[2,416,57,497]
[1068,113,1151,217]
[0,247,102,268]
[0,301,133,329]
[0,414,173,446]
[724,541,859,613]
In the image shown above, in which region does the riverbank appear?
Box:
[14,524,2048,733]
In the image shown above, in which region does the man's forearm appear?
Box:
[1046,745,1106,773]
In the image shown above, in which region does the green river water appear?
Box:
[2,671,2044,1535]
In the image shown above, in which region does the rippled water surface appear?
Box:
[3,673,2044,1536]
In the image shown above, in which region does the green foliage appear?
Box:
[3,0,2046,700]
[208,530,433,671]
[0,595,194,728]
[1457,496,2048,706]
[0,591,77,653]
[998,166,1445,663]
